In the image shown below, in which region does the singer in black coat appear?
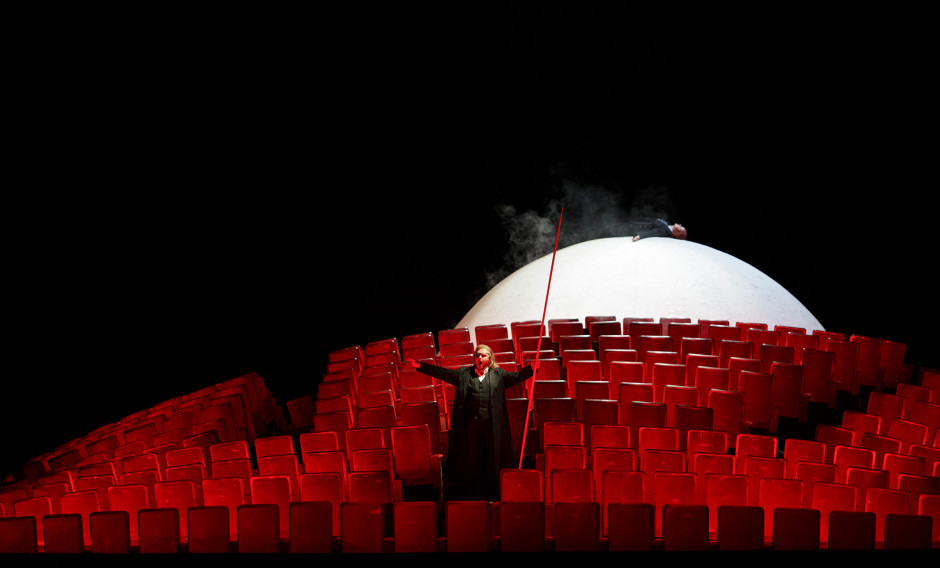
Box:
[405,345,538,500]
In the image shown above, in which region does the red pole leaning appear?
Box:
[518,206,564,469]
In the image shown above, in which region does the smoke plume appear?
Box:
[483,181,675,290]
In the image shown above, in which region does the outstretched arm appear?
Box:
[402,358,461,386]
[504,359,541,389]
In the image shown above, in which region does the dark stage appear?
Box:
[2,4,937,547]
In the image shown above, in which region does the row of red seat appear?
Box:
[2,317,937,552]
[1,498,934,552]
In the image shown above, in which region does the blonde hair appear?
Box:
[476,344,500,369]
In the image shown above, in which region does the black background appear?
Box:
[2,2,937,479]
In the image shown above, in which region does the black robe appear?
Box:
[630,217,674,240]
[416,362,534,496]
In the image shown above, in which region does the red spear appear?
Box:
[518,206,564,468]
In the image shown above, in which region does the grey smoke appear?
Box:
[483,181,675,290]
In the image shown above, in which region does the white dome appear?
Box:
[457,237,823,343]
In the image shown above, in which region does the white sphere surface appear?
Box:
[457,237,823,344]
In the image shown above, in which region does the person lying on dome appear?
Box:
[630,218,687,241]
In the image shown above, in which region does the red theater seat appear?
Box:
[89,511,131,553]
[249,475,292,540]
[500,468,543,502]
[341,502,387,553]
[592,447,636,502]
[138,508,180,553]
[717,505,764,550]
[288,501,334,553]
[734,433,777,475]
[445,500,491,552]
[498,500,544,552]
[0,517,37,553]
[772,508,820,550]
[153,480,196,541]
[606,502,654,551]
[661,504,709,551]
[759,478,804,540]
[600,470,646,536]
[392,501,439,553]
[783,438,826,478]
[551,501,599,551]
[237,504,280,553]
[883,514,934,550]
[865,487,912,542]
[827,510,875,550]
[707,390,746,449]
[391,424,442,488]
[187,506,231,553]
[42,513,84,554]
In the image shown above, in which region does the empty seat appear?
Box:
[846,467,891,512]
[288,501,334,553]
[299,473,343,539]
[625,402,666,449]
[255,435,295,459]
[550,469,594,505]
[138,508,180,553]
[662,504,709,551]
[500,468,543,502]
[107,484,149,545]
[795,462,838,508]
[498,500,544,552]
[865,487,912,542]
[0,516,37,553]
[772,508,820,550]
[341,502,387,553]
[693,454,735,511]
[827,510,875,550]
[717,505,765,550]
[257,454,301,503]
[759,478,804,539]
[883,513,933,550]
[609,361,645,387]
[738,371,775,430]
[801,348,836,405]
[237,504,280,553]
[783,438,827,479]
[187,506,231,553]
[89,511,131,553]
[59,490,100,549]
[552,501,599,551]
[348,470,395,504]
[815,424,856,463]
[42,513,84,554]
[445,500,490,552]
[391,424,442,489]
[573,380,609,420]
[153,480,196,541]
[589,424,631,452]
[605,502,654,551]
[686,429,728,463]
[392,501,438,553]
[543,445,587,502]
[600,470,646,536]
[734,433,777,475]
[742,456,786,506]
[249,475,293,540]
[591,447,636,500]
[707,390,746,449]
[834,446,877,483]
[346,427,386,454]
